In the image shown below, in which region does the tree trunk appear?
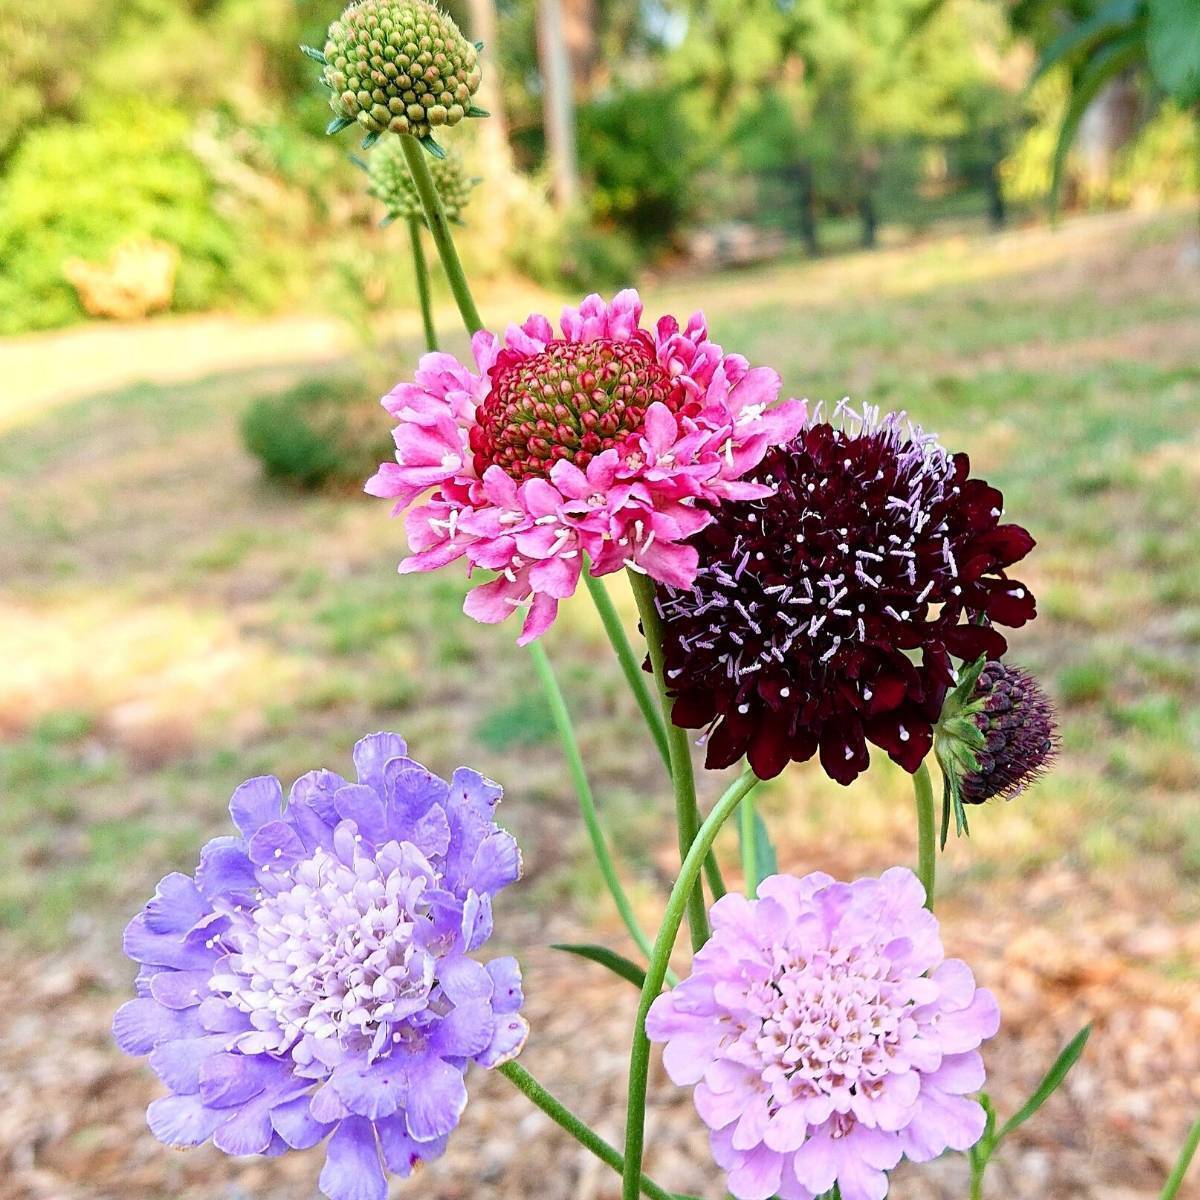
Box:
[536,0,580,209]
[465,0,510,159]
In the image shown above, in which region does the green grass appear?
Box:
[1,210,1198,951]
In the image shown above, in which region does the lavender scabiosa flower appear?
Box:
[657,404,1036,783]
[646,868,1000,1200]
[113,733,526,1200]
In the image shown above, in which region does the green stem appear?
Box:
[406,216,438,352]
[740,792,757,898]
[914,760,936,910]
[528,641,658,965]
[969,1152,985,1200]
[627,569,713,950]
[399,134,484,335]
[498,1061,685,1200]
[582,571,671,773]
[1161,1112,1200,1200]
[620,768,759,1200]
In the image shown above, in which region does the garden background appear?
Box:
[1,0,1199,1197]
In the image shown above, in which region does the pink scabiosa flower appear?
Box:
[366,290,805,643]
[657,404,1036,783]
[113,734,526,1200]
[646,868,1000,1200]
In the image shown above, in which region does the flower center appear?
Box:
[217,844,436,1058]
[746,945,904,1102]
[469,334,682,481]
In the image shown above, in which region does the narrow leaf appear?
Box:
[420,134,447,159]
[940,774,952,850]
[1160,1111,1200,1200]
[1030,0,1140,86]
[349,154,369,173]
[360,130,382,150]
[299,43,327,64]
[473,39,485,51]
[1050,34,1144,213]
[1147,0,1200,105]
[997,1025,1092,1143]
[551,943,646,989]
[326,115,355,136]
[737,805,778,893]
[466,105,491,118]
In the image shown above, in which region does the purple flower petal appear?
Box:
[352,733,408,792]
[229,776,283,838]
[193,837,258,902]
[143,873,206,934]
[375,1115,446,1177]
[149,969,211,1010]
[289,768,346,822]
[384,757,450,825]
[247,820,308,868]
[213,1103,275,1156]
[112,998,203,1055]
[198,1052,278,1108]
[333,784,389,845]
[319,1117,387,1200]
[431,999,495,1058]
[149,1034,225,1094]
[477,1013,529,1068]
[123,914,217,971]
[468,830,522,894]
[270,1094,332,1150]
[147,1093,225,1147]
[403,1057,468,1141]
[438,955,494,1005]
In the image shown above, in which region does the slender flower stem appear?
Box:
[914,760,936,910]
[583,571,672,772]
[1161,1111,1200,1200]
[740,791,757,898]
[528,641,658,964]
[406,216,438,352]
[499,1061,688,1200]
[628,570,715,950]
[620,768,758,1200]
[399,134,484,335]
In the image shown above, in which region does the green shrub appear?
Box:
[576,86,705,248]
[0,100,238,334]
[240,373,394,490]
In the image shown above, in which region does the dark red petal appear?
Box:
[974,524,1036,567]
[672,688,716,729]
[944,622,1008,660]
[865,710,933,773]
[747,715,793,780]
[984,581,1037,627]
[818,720,870,786]
[704,712,752,771]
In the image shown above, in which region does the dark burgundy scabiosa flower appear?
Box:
[957,661,1058,803]
[657,405,1037,784]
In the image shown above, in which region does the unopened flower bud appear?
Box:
[365,139,478,223]
[321,0,483,144]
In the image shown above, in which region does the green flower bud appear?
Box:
[365,138,479,224]
[322,0,483,144]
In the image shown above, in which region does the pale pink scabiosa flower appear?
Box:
[646,868,999,1200]
[113,734,526,1200]
[366,289,805,642]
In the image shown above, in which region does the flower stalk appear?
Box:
[620,767,758,1200]
[399,133,484,334]
[407,216,438,352]
[915,759,937,909]
[498,1061,690,1200]
[628,569,713,951]
[528,641,657,964]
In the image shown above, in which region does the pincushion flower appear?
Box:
[657,404,1036,782]
[113,733,526,1200]
[366,289,806,643]
[646,867,1000,1200]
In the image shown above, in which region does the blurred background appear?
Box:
[1,1,1198,1197]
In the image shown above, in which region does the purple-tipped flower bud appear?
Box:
[959,661,1058,803]
[322,0,483,142]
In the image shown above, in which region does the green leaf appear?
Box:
[360,130,382,150]
[940,774,953,850]
[326,115,356,136]
[737,804,778,893]
[348,154,369,173]
[551,943,647,989]
[1160,1111,1200,1200]
[1050,33,1145,213]
[420,134,447,159]
[1147,0,1200,104]
[996,1025,1092,1143]
[1030,0,1141,86]
[473,39,485,51]
[466,105,491,118]
[299,44,327,64]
